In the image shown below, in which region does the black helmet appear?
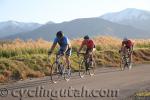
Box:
[56,31,64,38]
[84,35,89,39]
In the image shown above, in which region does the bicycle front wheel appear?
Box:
[64,67,72,81]
[88,60,96,76]
[50,62,63,83]
[79,60,86,78]
[120,56,125,71]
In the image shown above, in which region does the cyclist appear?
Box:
[48,31,72,69]
[120,37,133,68]
[77,35,95,62]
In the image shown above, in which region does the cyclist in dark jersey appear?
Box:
[48,31,72,68]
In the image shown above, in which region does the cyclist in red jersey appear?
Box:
[77,35,95,60]
[120,37,134,68]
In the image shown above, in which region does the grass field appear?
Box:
[0,36,150,83]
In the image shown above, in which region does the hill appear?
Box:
[3,18,149,41]
[0,21,42,38]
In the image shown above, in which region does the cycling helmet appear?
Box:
[123,37,128,41]
[56,31,64,38]
[84,35,89,39]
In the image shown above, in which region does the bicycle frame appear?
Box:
[49,54,71,83]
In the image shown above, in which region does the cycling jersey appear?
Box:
[82,39,95,49]
[53,36,71,50]
[122,40,133,48]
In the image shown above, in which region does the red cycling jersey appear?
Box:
[122,40,133,48]
[82,39,95,49]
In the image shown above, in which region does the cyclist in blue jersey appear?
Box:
[48,31,72,68]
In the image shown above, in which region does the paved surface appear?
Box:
[0,64,150,100]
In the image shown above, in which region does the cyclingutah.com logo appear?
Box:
[0,88,8,97]
[0,86,119,100]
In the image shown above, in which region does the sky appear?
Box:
[0,0,150,24]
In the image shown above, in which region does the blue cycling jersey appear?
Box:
[53,36,71,50]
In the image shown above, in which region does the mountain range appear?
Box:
[0,21,42,38]
[100,8,150,31]
[1,8,150,40]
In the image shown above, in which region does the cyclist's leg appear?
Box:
[85,49,90,60]
[56,49,62,61]
[85,49,93,69]
[128,47,133,67]
[65,48,72,68]
[57,49,63,56]
[86,48,94,61]
[90,49,94,61]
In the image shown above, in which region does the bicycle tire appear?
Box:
[120,56,125,71]
[79,60,86,78]
[64,67,72,81]
[50,62,64,83]
[88,59,96,76]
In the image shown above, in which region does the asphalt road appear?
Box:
[0,64,150,100]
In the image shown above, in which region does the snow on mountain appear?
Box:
[45,21,55,25]
[0,20,42,38]
[101,8,150,22]
[0,20,41,30]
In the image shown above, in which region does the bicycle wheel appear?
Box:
[120,56,125,71]
[126,56,131,70]
[88,59,96,76]
[64,67,72,81]
[79,60,86,78]
[50,62,64,83]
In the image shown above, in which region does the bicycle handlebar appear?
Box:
[78,52,86,55]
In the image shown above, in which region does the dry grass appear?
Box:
[0,36,150,83]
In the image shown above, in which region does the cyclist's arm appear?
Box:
[119,42,124,53]
[78,42,84,53]
[121,42,125,51]
[49,43,57,53]
[49,38,58,53]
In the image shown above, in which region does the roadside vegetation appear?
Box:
[0,36,150,83]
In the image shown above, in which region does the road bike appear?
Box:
[120,48,132,70]
[78,52,96,78]
[48,54,72,83]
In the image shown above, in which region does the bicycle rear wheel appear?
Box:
[79,60,86,78]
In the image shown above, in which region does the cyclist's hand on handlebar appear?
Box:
[77,51,79,57]
[118,50,121,53]
[60,53,64,56]
[48,51,52,56]
[59,52,65,56]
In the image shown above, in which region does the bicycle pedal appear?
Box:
[52,81,57,84]
[65,79,70,82]
[80,76,84,78]
[90,73,94,76]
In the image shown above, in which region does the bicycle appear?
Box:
[78,52,96,78]
[120,48,131,70]
[48,54,72,83]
